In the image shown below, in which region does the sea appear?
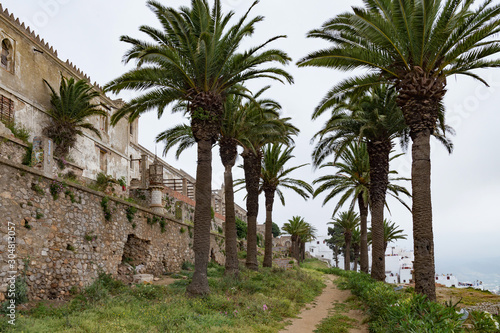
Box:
[436,256,500,294]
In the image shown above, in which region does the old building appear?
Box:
[0,4,246,223]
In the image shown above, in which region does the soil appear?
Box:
[280,274,369,333]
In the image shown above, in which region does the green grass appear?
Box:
[314,313,358,333]
[300,258,330,270]
[2,264,324,332]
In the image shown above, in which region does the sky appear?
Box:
[2,0,499,288]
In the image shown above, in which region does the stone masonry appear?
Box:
[0,158,225,300]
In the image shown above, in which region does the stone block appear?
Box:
[133,274,154,284]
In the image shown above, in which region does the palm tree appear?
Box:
[298,0,500,300]
[43,76,106,158]
[313,141,369,271]
[351,228,361,271]
[369,219,408,253]
[236,93,298,271]
[313,86,410,280]
[330,211,360,271]
[298,222,317,262]
[281,216,309,262]
[259,143,313,267]
[105,0,293,296]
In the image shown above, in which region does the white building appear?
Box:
[305,236,336,267]
[383,246,414,284]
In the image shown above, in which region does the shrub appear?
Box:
[96,172,117,192]
[236,217,247,239]
[322,268,465,332]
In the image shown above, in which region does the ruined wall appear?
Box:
[0,158,225,301]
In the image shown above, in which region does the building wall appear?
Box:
[0,9,138,183]
[0,158,225,300]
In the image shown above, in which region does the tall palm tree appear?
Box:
[259,143,313,267]
[313,86,410,281]
[298,0,500,300]
[281,216,309,261]
[330,211,360,271]
[105,0,293,296]
[369,219,408,253]
[237,93,298,271]
[43,76,106,158]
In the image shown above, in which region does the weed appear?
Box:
[125,206,137,223]
[31,182,44,196]
[64,189,78,203]
[101,196,112,221]
[159,217,166,233]
[4,120,31,143]
[180,226,186,234]
[84,232,97,242]
[22,143,33,166]
[66,244,75,252]
[35,210,44,219]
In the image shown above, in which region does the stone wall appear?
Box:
[0,131,28,165]
[0,158,225,300]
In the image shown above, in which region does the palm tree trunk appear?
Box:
[263,188,275,267]
[220,139,238,277]
[412,129,436,301]
[344,233,351,271]
[223,165,239,276]
[358,194,369,273]
[186,138,212,296]
[243,150,260,271]
[367,140,391,281]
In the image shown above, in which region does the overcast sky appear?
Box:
[2,0,499,282]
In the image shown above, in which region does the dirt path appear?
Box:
[279,275,369,333]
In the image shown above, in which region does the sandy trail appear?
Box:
[279,275,369,333]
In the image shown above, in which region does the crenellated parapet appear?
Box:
[0,3,104,92]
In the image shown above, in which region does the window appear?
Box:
[1,39,12,72]
[0,95,14,123]
[317,241,320,244]
[130,155,134,170]
[130,123,133,136]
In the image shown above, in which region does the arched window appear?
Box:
[1,39,12,71]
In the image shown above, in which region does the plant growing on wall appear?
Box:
[125,206,137,223]
[43,75,107,158]
[84,232,97,242]
[49,180,66,200]
[159,218,166,233]
[31,182,44,196]
[101,196,112,221]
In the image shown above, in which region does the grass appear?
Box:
[300,258,330,270]
[2,263,324,332]
[316,267,500,333]
[314,313,358,333]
